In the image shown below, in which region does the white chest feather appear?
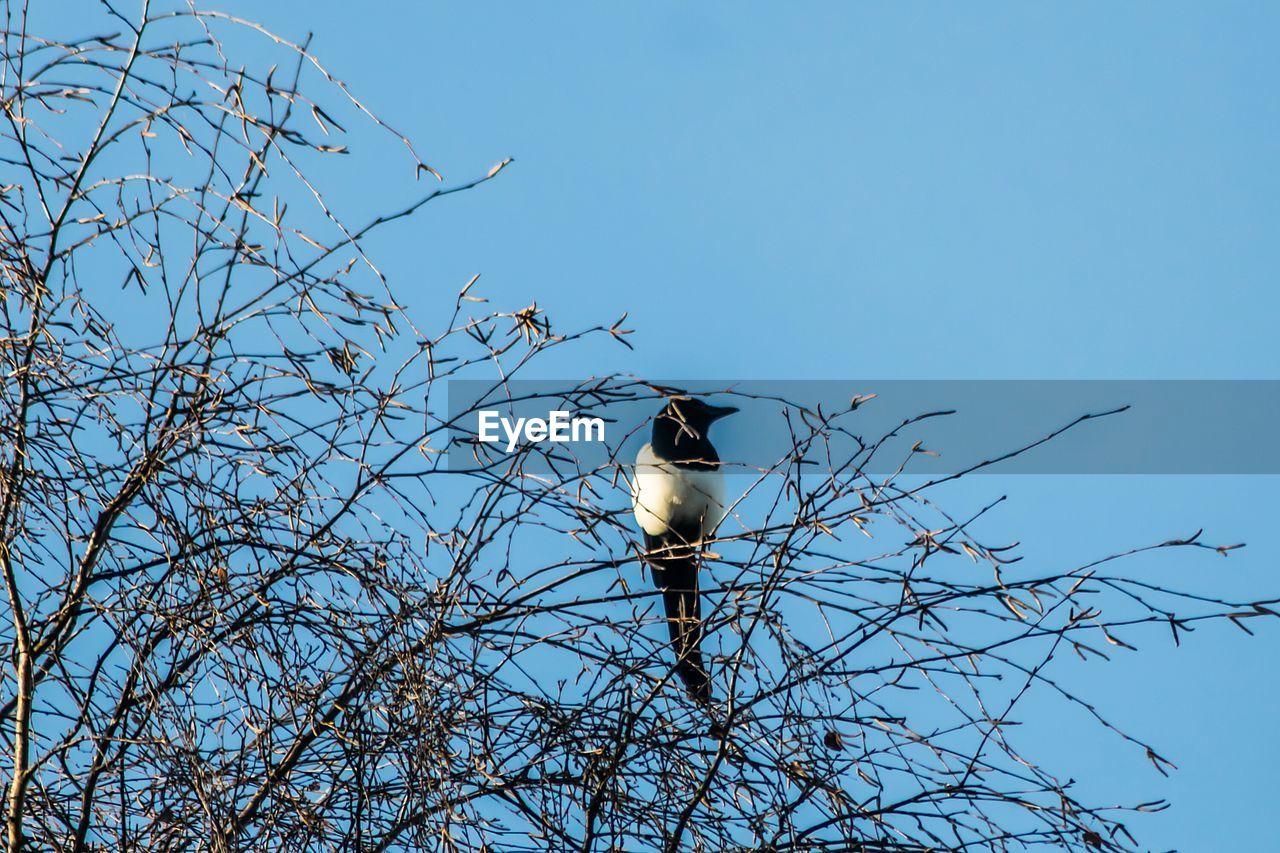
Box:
[631,443,727,539]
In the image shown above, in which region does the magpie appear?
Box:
[630,397,738,703]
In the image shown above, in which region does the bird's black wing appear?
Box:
[644,529,711,703]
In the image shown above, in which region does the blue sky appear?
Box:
[217,3,1278,848]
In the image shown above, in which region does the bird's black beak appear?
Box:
[707,404,738,422]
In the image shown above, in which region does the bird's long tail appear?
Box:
[647,541,711,704]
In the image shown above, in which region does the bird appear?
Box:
[630,396,738,703]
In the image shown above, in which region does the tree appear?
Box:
[0,2,1270,850]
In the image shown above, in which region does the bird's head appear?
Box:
[654,396,738,445]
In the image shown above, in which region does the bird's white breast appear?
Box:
[631,443,727,540]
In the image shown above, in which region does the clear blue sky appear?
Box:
[220,3,1278,848]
